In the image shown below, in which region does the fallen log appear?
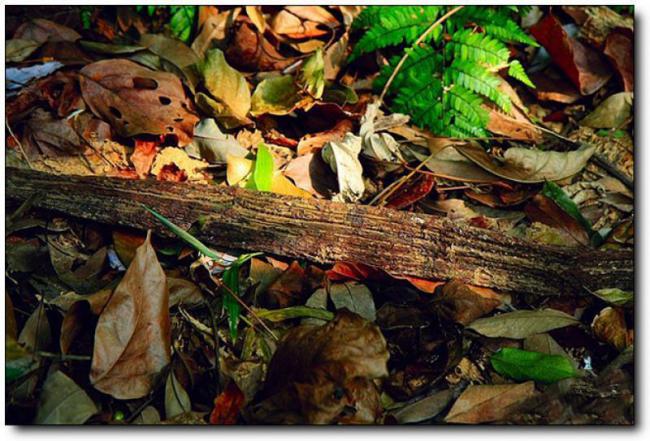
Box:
[6,167,633,296]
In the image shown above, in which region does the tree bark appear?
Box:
[6,168,633,296]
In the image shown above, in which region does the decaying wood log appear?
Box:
[6,168,633,296]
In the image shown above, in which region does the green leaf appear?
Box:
[142,205,221,260]
[591,288,633,307]
[491,347,578,383]
[246,144,274,191]
[250,75,303,116]
[222,252,261,341]
[169,6,196,43]
[300,48,325,99]
[255,306,335,322]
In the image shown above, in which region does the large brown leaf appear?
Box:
[90,232,171,399]
[249,310,389,424]
[79,59,198,145]
[530,14,612,95]
[445,382,536,424]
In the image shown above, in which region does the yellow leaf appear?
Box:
[271,173,312,198]
[226,154,253,186]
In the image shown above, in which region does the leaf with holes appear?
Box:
[79,59,199,146]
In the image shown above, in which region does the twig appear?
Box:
[36,351,91,361]
[6,118,33,169]
[369,153,434,206]
[378,6,465,104]
[206,272,279,341]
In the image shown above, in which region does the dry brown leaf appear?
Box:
[13,18,81,43]
[525,194,590,246]
[530,13,612,95]
[150,147,209,182]
[445,381,536,424]
[250,311,389,424]
[245,6,266,34]
[592,307,633,351]
[456,143,596,184]
[60,288,112,354]
[225,20,295,72]
[285,6,338,25]
[192,9,238,58]
[270,10,329,38]
[131,139,159,178]
[438,280,506,325]
[604,30,633,92]
[79,59,199,145]
[297,119,353,155]
[90,232,171,399]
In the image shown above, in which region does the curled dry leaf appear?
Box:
[225,20,295,72]
[604,30,633,92]
[321,133,365,202]
[79,59,199,145]
[591,307,633,351]
[467,309,580,339]
[151,147,209,182]
[437,280,506,326]
[455,142,596,184]
[530,14,612,95]
[445,381,536,424]
[186,119,247,164]
[250,310,389,424]
[90,232,171,399]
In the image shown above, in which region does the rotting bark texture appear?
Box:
[6,168,633,296]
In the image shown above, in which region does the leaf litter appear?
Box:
[5,4,634,426]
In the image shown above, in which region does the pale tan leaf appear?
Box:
[90,232,171,399]
[467,309,579,339]
[445,382,536,424]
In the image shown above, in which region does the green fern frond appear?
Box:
[445,85,490,128]
[350,6,442,60]
[508,60,535,88]
[447,29,510,68]
[356,6,535,138]
[446,59,511,112]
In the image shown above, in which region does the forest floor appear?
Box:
[5,5,634,425]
